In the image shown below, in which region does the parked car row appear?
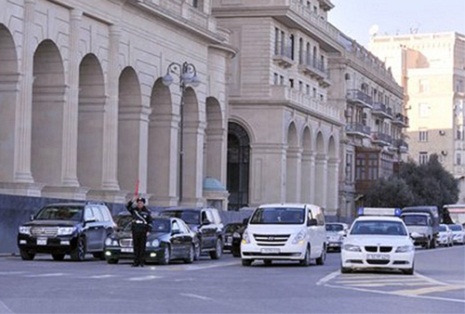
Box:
[17,202,227,265]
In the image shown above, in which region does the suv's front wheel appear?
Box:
[70,236,86,261]
[20,249,35,261]
[209,238,223,259]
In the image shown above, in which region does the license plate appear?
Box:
[121,248,133,253]
[366,254,389,260]
[261,248,280,254]
[37,238,47,245]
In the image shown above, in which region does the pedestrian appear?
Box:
[126,197,152,267]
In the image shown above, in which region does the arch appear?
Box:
[286,122,300,202]
[31,40,66,186]
[77,53,106,189]
[227,121,250,210]
[205,97,225,181]
[117,66,143,195]
[0,24,19,182]
[148,78,174,203]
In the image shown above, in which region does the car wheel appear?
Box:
[316,245,326,265]
[341,266,351,274]
[241,259,252,266]
[70,237,86,261]
[403,264,414,275]
[185,244,195,264]
[299,246,311,266]
[106,258,118,264]
[209,238,223,260]
[20,249,35,261]
[52,254,65,261]
[159,245,170,265]
[263,259,272,266]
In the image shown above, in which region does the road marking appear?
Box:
[23,273,65,277]
[89,274,118,279]
[179,293,212,301]
[128,275,161,281]
[393,285,465,296]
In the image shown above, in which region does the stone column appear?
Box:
[314,153,327,209]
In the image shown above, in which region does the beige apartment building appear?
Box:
[0,0,408,220]
[369,32,465,201]
[328,34,407,220]
[0,0,234,208]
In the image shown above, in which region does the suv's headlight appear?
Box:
[19,226,31,235]
[292,230,306,245]
[396,245,414,253]
[242,229,250,244]
[233,232,241,238]
[342,243,361,252]
[57,227,76,236]
[105,237,119,246]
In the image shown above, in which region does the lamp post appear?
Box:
[162,62,200,203]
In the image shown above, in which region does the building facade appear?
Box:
[328,35,407,220]
[0,0,234,207]
[369,32,465,201]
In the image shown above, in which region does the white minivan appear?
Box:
[241,203,327,266]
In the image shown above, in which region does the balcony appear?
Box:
[273,45,295,68]
[346,89,373,109]
[371,132,392,146]
[372,102,393,119]
[345,123,371,138]
[392,113,409,127]
[393,139,409,153]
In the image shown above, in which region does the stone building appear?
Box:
[369,32,465,201]
[0,0,234,208]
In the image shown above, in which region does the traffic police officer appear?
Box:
[126,197,152,267]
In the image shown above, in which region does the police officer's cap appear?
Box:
[136,197,146,204]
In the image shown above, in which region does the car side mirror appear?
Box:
[201,218,211,226]
[172,229,181,235]
[242,218,249,225]
[30,214,35,221]
[307,218,318,226]
[85,217,96,224]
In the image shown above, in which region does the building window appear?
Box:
[306,84,310,95]
[280,75,284,85]
[419,152,428,164]
[312,87,317,98]
[419,79,429,93]
[289,78,294,88]
[299,81,303,92]
[345,153,353,182]
[419,130,428,142]
[274,28,280,55]
[419,103,430,118]
[456,79,464,93]
[456,152,462,165]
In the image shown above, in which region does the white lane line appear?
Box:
[89,274,119,279]
[23,273,65,277]
[0,300,14,314]
[128,275,161,281]
[179,293,212,301]
[316,270,340,285]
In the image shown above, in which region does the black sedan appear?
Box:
[224,223,244,253]
[104,216,198,265]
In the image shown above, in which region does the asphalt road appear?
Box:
[0,245,464,314]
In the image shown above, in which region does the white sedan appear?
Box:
[449,224,465,245]
[341,216,415,275]
[438,224,454,246]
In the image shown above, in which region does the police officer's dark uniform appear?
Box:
[126,197,152,267]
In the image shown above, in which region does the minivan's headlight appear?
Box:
[57,227,76,236]
[396,245,414,253]
[342,243,361,252]
[292,230,306,245]
[242,229,250,244]
[19,226,31,235]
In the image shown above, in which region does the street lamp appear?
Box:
[162,62,200,203]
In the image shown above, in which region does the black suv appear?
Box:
[17,202,115,261]
[159,207,224,259]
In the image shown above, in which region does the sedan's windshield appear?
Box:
[250,207,305,224]
[350,220,407,236]
[326,224,343,232]
[35,206,83,221]
[448,225,462,231]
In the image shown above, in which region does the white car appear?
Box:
[449,224,465,245]
[438,224,454,246]
[341,216,415,275]
[326,222,349,252]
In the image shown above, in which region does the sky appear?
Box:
[329,0,465,46]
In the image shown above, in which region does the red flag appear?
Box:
[134,179,139,197]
